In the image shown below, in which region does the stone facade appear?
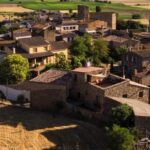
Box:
[90,12,117,30]
[79,20,108,33]
[70,67,149,111]
[78,5,90,21]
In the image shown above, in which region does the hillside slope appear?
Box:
[0,104,108,150]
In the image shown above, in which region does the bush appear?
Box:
[17,94,26,104]
[0,90,5,100]
[55,101,66,111]
[132,14,141,19]
[109,104,135,127]
[106,124,135,150]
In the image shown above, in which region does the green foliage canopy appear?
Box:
[107,124,135,150]
[0,54,29,84]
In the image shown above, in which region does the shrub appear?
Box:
[0,90,5,100]
[106,124,135,150]
[55,101,66,112]
[132,14,141,19]
[17,94,26,104]
[109,104,135,127]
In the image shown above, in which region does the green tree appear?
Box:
[132,14,141,19]
[55,53,70,70]
[110,46,128,61]
[110,104,135,127]
[107,124,135,150]
[0,54,29,84]
[92,39,109,65]
[70,36,88,57]
[71,56,82,69]
[0,26,9,34]
[96,6,101,12]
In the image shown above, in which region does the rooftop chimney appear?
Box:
[13,47,16,54]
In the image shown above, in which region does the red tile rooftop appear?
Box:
[72,67,104,73]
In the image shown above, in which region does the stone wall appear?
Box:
[90,12,116,30]
[30,85,67,111]
[104,81,149,103]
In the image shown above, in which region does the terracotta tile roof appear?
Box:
[50,41,70,51]
[4,46,54,59]
[18,36,49,47]
[135,49,150,59]
[72,67,104,73]
[31,69,71,85]
[134,70,150,78]
[32,23,51,30]
[107,96,150,117]
[13,31,31,37]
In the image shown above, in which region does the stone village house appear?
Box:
[1,36,69,69]
[0,67,149,111]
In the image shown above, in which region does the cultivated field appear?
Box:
[0,103,108,150]
[0,4,33,13]
[0,1,149,20]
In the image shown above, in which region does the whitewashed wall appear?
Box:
[0,85,30,101]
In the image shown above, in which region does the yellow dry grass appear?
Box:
[0,6,33,13]
[0,104,107,150]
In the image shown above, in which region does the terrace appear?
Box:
[89,74,126,88]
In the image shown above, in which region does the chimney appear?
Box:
[86,61,91,67]
[134,69,138,75]
[13,47,16,54]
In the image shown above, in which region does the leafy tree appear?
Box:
[117,20,146,30]
[70,36,88,57]
[92,39,109,65]
[55,53,70,70]
[71,56,82,69]
[110,46,128,61]
[0,26,9,34]
[96,6,101,12]
[0,54,29,84]
[132,14,141,19]
[70,35,109,67]
[83,33,93,58]
[107,124,135,150]
[110,104,135,127]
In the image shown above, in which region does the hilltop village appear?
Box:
[1,3,150,149]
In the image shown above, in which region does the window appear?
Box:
[33,48,37,53]
[77,92,81,98]
[44,46,47,51]
[74,74,77,81]
[95,95,101,108]
[139,91,144,98]
[122,94,128,98]
[131,56,134,62]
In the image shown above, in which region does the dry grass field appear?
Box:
[0,4,33,13]
[0,103,108,150]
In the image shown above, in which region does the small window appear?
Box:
[33,48,37,53]
[122,94,128,98]
[85,90,88,95]
[77,92,81,98]
[74,74,77,81]
[131,56,134,62]
[139,91,144,98]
